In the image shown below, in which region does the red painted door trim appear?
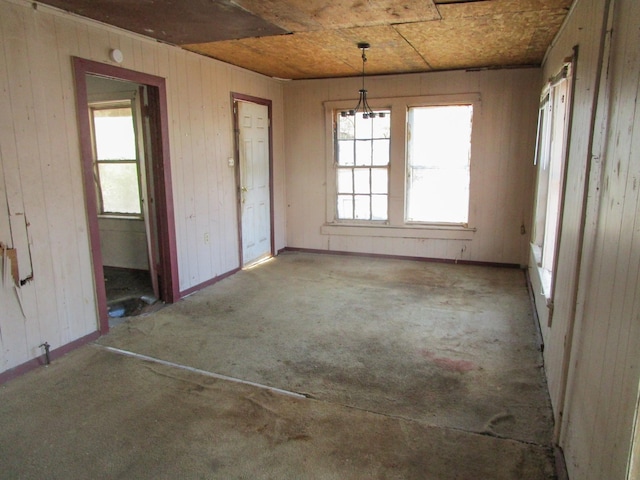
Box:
[72,57,180,334]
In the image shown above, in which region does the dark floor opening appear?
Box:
[104,266,162,326]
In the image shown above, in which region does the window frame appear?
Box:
[324,94,480,239]
[405,103,474,226]
[88,95,144,219]
[334,109,391,223]
[531,62,574,306]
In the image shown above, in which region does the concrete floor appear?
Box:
[0,252,556,479]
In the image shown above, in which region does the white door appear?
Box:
[238,101,271,265]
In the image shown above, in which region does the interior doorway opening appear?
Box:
[74,58,180,334]
[86,76,158,324]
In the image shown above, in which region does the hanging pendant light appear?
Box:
[341,42,385,119]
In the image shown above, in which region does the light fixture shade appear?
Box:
[109,48,124,63]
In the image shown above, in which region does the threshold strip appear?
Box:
[97,345,307,399]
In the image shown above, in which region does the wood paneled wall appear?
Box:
[534,0,640,478]
[530,0,609,420]
[284,68,541,266]
[0,0,286,375]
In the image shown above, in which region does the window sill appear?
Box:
[98,214,144,221]
[321,223,476,240]
[531,243,553,305]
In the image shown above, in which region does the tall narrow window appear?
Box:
[406,105,473,224]
[335,110,390,221]
[532,63,572,297]
[90,102,142,216]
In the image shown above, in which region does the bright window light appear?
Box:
[406,105,473,224]
[91,104,142,216]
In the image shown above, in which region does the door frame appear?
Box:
[231,93,275,266]
[73,57,179,334]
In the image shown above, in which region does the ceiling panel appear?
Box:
[232,0,441,32]
[38,0,288,44]
[396,10,568,71]
[184,26,429,80]
[36,0,574,80]
[436,0,574,18]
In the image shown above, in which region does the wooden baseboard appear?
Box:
[179,267,241,298]
[0,331,100,385]
[278,246,522,269]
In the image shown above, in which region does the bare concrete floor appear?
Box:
[0,252,556,479]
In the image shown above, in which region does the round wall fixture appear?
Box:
[109,48,123,64]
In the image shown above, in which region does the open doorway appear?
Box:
[74,58,179,334]
[87,76,158,324]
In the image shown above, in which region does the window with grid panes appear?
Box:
[91,102,142,216]
[335,110,390,221]
[531,62,573,298]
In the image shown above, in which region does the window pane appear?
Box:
[371,194,387,220]
[408,105,472,168]
[407,167,469,223]
[406,105,472,223]
[372,139,389,166]
[93,107,136,161]
[372,113,391,138]
[337,140,354,165]
[337,195,353,219]
[355,140,372,166]
[355,114,372,139]
[98,163,141,214]
[337,168,353,194]
[337,115,355,139]
[371,168,388,194]
[353,169,370,194]
[540,80,570,273]
[354,195,370,219]
[335,110,390,223]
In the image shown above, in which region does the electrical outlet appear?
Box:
[204,233,209,244]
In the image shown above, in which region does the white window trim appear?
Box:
[324,93,481,239]
[531,243,553,302]
[321,223,476,240]
[530,61,573,307]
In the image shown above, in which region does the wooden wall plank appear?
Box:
[582,6,640,474]
[201,61,219,277]
[545,0,640,478]
[166,47,189,289]
[531,0,609,421]
[25,4,75,348]
[53,14,99,339]
[0,3,34,287]
[177,52,199,286]
[0,146,30,369]
[1,4,45,363]
[219,66,239,272]
[0,157,11,244]
[188,57,213,281]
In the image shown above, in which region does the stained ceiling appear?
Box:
[39,0,574,80]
